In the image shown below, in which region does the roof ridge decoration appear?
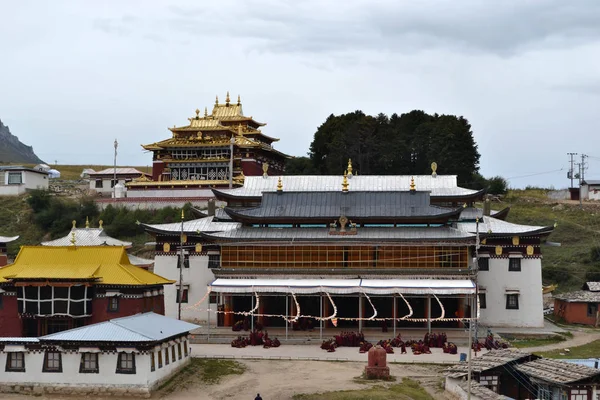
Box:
[347,158,353,177]
[410,176,416,192]
[226,91,230,105]
[85,216,90,229]
[277,177,283,193]
[431,162,438,178]
[342,171,349,193]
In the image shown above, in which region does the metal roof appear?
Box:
[41,228,132,247]
[583,180,600,185]
[585,282,600,292]
[516,358,600,384]
[127,254,154,266]
[40,312,198,343]
[0,235,19,243]
[458,207,507,221]
[0,337,40,343]
[1,246,173,286]
[140,216,241,234]
[446,349,534,374]
[89,168,149,176]
[226,191,460,221]
[215,175,482,198]
[554,290,600,303]
[455,379,510,400]
[204,226,475,242]
[456,216,552,236]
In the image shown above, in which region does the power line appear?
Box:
[505,168,564,181]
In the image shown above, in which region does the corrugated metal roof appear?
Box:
[446,349,533,374]
[456,216,551,236]
[205,226,475,242]
[585,282,600,292]
[583,180,600,185]
[41,312,199,342]
[41,228,132,247]
[127,254,154,266]
[216,175,481,197]
[516,358,600,384]
[141,216,241,234]
[0,337,40,343]
[0,246,173,286]
[90,168,148,176]
[459,207,505,220]
[554,290,600,303]
[0,235,19,243]
[229,191,458,220]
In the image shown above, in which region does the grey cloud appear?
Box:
[551,81,600,96]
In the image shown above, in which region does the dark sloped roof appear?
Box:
[554,290,600,303]
[225,191,462,223]
[446,349,535,374]
[584,282,600,292]
[516,358,600,385]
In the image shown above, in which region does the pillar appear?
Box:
[285,295,288,340]
[358,294,363,332]
[427,295,431,333]
[251,294,254,331]
[393,294,397,337]
[319,294,323,341]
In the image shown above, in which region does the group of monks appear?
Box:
[230,330,281,349]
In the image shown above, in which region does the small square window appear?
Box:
[508,258,521,272]
[478,293,487,309]
[80,353,99,373]
[176,286,189,303]
[116,352,135,374]
[150,352,156,372]
[208,254,221,268]
[5,352,25,372]
[478,258,489,271]
[587,303,598,318]
[506,294,519,310]
[8,172,22,185]
[209,294,218,304]
[178,254,190,268]
[95,180,103,188]
[108,297,119,312]
[43,352,62,373]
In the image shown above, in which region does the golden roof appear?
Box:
[0,246,174,286]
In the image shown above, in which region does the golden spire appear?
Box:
[342,171,349,192]
[262,163,269,177]
[347,158,353,176]
[237,94,241,105]
[70,231,76,246]
[277,177,283,192]
[181,209,185,220]
[226,91,230,105]
[215,95,219,105]
[410,176,416,192]
[431,161,438,178]
[195,108,200,118]
[72,220,76,229]
[85,216,90,229]
[99,220,103,229]
[204,107,208,117]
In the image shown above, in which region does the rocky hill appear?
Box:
[0,119,44,164]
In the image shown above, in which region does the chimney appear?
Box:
[207,199,216,216]
[483,198,491,216]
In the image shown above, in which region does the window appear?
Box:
[478,293,487,309]
[208,254,221,268]
[587,303,598,318]
[177,343,182,360]
[508,258,521,271]
[110,179,117,188]
[150,352,156,372]
[8,172,22,184]
[478,258,489,271]
[79,353,99,373]
[184,341,188,357]
[5,352,25,372]
[538,385,551,400]
[43,352,62,373]
[95,180,103,188]
[158,349,163,368]
[116,352,136,374]
[209,294,217,304]
[178,254,189,268]
[108,297,119,312]
[171,345,176,363]
[0,294,3,309]
[176,286,189,303]
[506,294,519,310]
[165,348,170,365]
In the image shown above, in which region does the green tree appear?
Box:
[284,157,319,175]
[487,176,509,195]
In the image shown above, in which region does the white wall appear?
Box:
[24,171,49,190]
[90,178,128,194]
[155,255,218,324]
[126,188,215,198]
[0,171,47,195]
[478,256,544,327]
[588,185,600,201]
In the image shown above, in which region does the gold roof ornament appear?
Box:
[347,158,353,177]
[237,94,241,105]
[70,231,76,246]
[195,108,200,118]
[238,124,243,135]
[72,220,76,229]
[85,216,90,229]
[262,163,269,177]
[215,95,219,106]
[181,209,185,220]
[431,162,438,177]
[410,176,416,192]
[277,176,283,192]
[99,220,104,229]
[204,107,208,117]
[342,171,349,193]
[226,91,230,105]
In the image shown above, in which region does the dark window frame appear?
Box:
[108,297,120,312]
[116,352,136,374]
[165,348,170,365]
[95,179,103,188]
[158,349,163,368]
[184,340,188,357]
[587,303,598,318]
[208,254,221,268]
[5,352,25,372]
[177,343,182,360]
[506,294,519,310]
[176,286,189,303]
[479,293,487,309]
[508,258,522,272]
[150,352,156,372]
[171,345,176,363]
[209,294,217,304]
[43,351,63,373]
[478,257,489,271]
[79,352,99,374]
[178,253,190,268]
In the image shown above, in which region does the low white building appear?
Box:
[0,166,48,195]
[89,168,151,197]
[581,180,600,201]
[0,312,197,397]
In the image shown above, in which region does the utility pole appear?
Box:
[568,153,577,188]
[581,154,588,183]
[113,139,118,202]
[178,209,185,320]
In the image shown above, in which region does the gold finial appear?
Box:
[226,91,230,105]
[262,163,269,177]
[181,209,185,220]
[431,162,438,177]
[72,220,76,229]
[195,108,200,118]
[85,216,90,229]
[277,177,283,192]
[99,220,103,229]
[342,171,349,192]
[215,95,219,105]
[347,158,353,176]
[70,231,76,246]
[410,176,416,192]
[238,124,243,135]
[237,94,241,105]
[204,107,208,117]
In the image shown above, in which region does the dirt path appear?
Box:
[520,330,600,353]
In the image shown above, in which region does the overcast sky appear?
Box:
[1,0,599,188]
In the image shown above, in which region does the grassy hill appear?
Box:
[0,187,598,293]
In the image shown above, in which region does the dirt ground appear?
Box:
[1,360,449,400]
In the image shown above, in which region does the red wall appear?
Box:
[90,295,164,324]
[0,254,8,267]
[554,299,599,326]
[152,161,165,181]
[0,296,23,337]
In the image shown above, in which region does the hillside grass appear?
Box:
[536,339,600,359]
[293,378,434,400]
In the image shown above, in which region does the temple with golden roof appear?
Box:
[129,93,289,195]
